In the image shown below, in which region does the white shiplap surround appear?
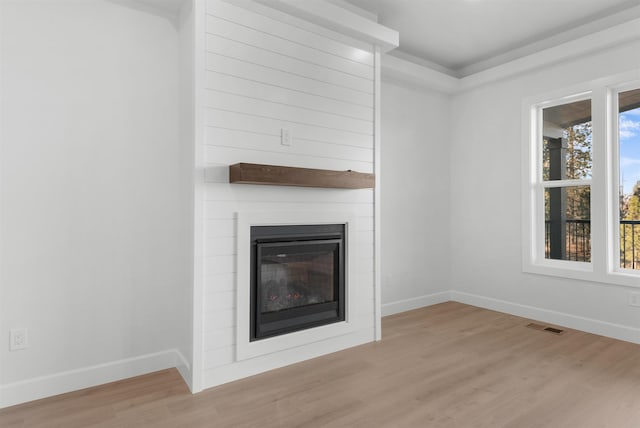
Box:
[200,0,380,389]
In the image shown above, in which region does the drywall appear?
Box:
[380,77,451,315]
[449,39,640,339]
[0,0,190,405]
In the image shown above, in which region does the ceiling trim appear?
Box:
[457,2,640,77]
[383,16,640,94]
[252,0,398,52]
[106,0,185,29]
[382,55,458,94]
[459,16,640,92]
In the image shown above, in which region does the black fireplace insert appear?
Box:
[250,224,345,341]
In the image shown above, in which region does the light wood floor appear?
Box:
[3,302,640,427]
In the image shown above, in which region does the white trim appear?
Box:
[374,47,382,340]
[451,291,640,345]
[591,86,608,276]
[381,54,459,94]
[175,351,193,392]
[381,292,452,317]
[106,0,182,29]
[608,85,622,273]
[251,0,398,52]
[541,179,593,188]
[203,328,373,390]
[0,0,4,409]
[235,210,360,361]
[458,5,640,78]
[0,349,189,409]
[190,0,206,394]
[459,17,640,92]
[533,89,594,268]
[521,70,640,289]
[609,80,640,275]
[326,0,377,22]
[381,17,640,94]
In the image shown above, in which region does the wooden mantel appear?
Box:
[229,163,375,189]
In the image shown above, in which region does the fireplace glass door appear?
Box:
[251,224,345,341]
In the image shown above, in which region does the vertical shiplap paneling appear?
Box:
[202,0,376,379]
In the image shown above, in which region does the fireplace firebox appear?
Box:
[250,224,345,341]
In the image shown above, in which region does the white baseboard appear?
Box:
[380,290,640,345]
[174,350,193,392]
[202,328,374,391]
[0,349,190,409]
[450,291,640,345]
[4,291,639,409]
[381,291,452,316]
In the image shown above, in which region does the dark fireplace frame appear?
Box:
[250,224,346,341]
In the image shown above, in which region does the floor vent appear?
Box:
[526,323,564,335]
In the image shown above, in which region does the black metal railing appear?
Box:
[620,220,640,270]
[544,220,640,268]
[544,219,591,262]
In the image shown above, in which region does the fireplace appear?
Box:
[250,224,346,341]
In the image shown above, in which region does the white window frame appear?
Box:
[610,80,640,279]
[522,70,640,288]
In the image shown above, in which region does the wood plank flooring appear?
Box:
[2,302,640,427]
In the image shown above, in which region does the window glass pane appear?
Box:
[544,186,591,262]
[618,88,640,269]
[542,100,592,181]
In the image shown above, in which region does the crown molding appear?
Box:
[252,0,398,52]
[459,16,640,92]
[383,16,640,94]
[382,54,459,94]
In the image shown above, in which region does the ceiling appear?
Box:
[134,0,185,16]
[107,0,187,27]
[344,0,640,77]
[111,0,640,77]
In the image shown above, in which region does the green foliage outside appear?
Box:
[543,122,592,222]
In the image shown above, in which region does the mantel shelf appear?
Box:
[229,163,375,189]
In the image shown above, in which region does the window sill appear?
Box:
[523,261,640,289]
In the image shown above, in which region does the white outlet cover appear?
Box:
[9,328,28,351]
[281,128,292,146]
[629,292,640,307]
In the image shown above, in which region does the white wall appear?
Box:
[449,40,640,339]
[200,0,377,388]
[380,77,451,315]
[0,0,191,406]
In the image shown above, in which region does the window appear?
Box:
[523,74,640,287]
[541,98,592,263]
[616,87,640,271]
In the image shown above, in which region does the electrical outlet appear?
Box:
[630,292,640,307]
[9,328,28,351]
[281,128,292,146]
